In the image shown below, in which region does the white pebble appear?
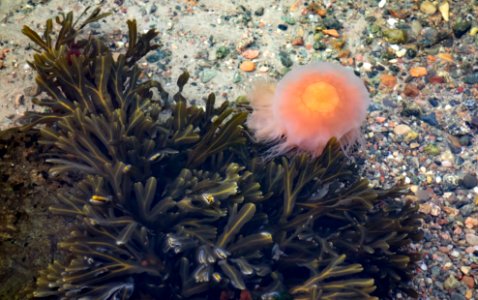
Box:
[420,262,428,271]
[441,160,452,168]
[387,18,398,27]
[396,48,407,58]
[362,62,372,72]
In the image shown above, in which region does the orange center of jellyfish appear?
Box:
[300,81,340,113]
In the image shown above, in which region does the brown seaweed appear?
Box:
[19,8,423,300]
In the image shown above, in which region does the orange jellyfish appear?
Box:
[247,62,370,157]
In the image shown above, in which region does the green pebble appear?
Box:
[443,274,460,290]
[404,131,419,143]
[279,51,293,67]
[200,68,217,83]
[313,33,323,41]
[232,71,242,83]
[215,46,230,59]
[313,41,326,51]
[424,144,440,156]
[453,19,472,38]
[282,16,296,25]
[369,23,381,34]
[383,29,408,44]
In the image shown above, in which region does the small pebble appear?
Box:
[241,49,259,59]
[403,84,420,97]
[453,20,472,38]
[443,275,460,290]
[394,124,411,135]
[279,51,293,67]
[463,73,478,85]
[239,60,256,72]
[383,29,408,44]
[465,233,478,246]
[215,46,230,59]
[439,1,449,21]
[254,7,264,16]
[200,68,217,83]
[461,173,477,189]
[420,1,437,15]
[278,24,288,31]
[410,67,427,77]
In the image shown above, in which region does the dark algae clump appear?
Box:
[16,8,423,300]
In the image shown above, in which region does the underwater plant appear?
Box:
[19,8,422,300]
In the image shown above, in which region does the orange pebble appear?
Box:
[317,8,327,17]
[323,29,340,37]
[241,49,260,59]
[437,52,453,62]
[410,66,427,77]
[240,60,256,72]
[380,74,397,88]
[427,55,437,63]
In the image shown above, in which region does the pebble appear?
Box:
[429,97,439,107]
[465,217,478,229]
[450,292,466,300]
[279,51,293,68]
[313,41,326,51]
[421,112,439,127]
[439,1,450,21]
[323,16,342,30]
[420,1,437,15]
[410,66,427,77]
[404,131,419,143]
[453,20,472,38]
[460,266,471,275]
[461,276,474,289]
[465,233,478,246]
[323,29,339,38]
[444,275,459,289]
[239,60,256,72]
[403,84,420,97]
[241,49,259,59]
[405,49,418,61]
[200,68,217,83]
[394,124,411,135]
[232,71,242,83]
[254,7,264,16]
[146,53,160,63]
[215,46,230,59]
[424,144,441,155]
[278,24,288,31]
[380,74,397,88]
[461,173,477,189]
[420,27,440,47]
[291,36,304,46]
[383,29,408,44]
[463,73,478,85]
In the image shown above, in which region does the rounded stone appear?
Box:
[420,1,437,15]
[383,29,408,44]
[461,173,478,189]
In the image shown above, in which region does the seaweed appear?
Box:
[20,8,423,300]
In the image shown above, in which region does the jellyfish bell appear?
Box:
[247,61,370,157]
